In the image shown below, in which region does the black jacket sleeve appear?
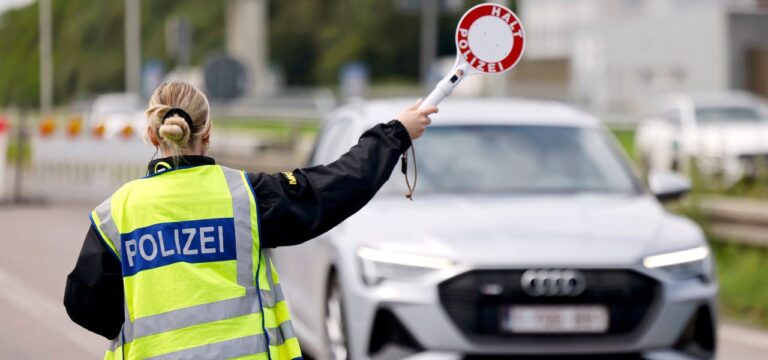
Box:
[252,120,411,248]
[64,226,125,340]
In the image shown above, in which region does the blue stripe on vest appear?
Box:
[120,218,237,276]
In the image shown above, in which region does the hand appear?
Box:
[397,99,438,140]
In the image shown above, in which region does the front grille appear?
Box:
[438,269,659,341]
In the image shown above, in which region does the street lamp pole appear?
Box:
[420,0,439,90]
[125,0,141,95]
[38,0,52,113]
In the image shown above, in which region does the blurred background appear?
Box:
[1,0,768,359]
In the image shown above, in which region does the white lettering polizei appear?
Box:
[139,234,158,261]
[158,231,174,257]
[125,239,138,267]
[199,226,216,254]
[218,226,225,252]
[123,225,230,271]
[174,229,181,253]
[182,228,198,255]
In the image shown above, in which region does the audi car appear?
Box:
[273,98,717,360]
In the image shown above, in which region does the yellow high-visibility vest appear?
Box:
[91,164,302,360]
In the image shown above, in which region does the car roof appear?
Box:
[663,91,764,109]
[331,98,600,128]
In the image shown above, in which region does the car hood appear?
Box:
[696,123,768,155]
[337,194,704,267]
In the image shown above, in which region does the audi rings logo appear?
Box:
[520,269,586,297]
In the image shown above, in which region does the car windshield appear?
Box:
[695,106,765,123]
[381,125,640,195]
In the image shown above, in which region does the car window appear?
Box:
[312,121,343,165]
[695,106,765,124]
[381,125,641,195]
[312,117,357,165]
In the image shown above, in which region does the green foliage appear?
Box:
[611,129,636,159]
[268,0,487,85]
[0,4,40,107]
[0,0,499,107]
[214,117,319,137]
[711,241,768,328]
[0,0,226,108]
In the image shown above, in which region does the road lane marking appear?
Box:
[0,266,103,356]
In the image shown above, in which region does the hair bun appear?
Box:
[158,115,191,147]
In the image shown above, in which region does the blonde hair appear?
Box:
[145,81,211,156]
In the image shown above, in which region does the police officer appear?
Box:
[64,81,437,359]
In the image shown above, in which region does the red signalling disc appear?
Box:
[455,3,525,74]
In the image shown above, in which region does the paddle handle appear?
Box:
[419,67,466,110]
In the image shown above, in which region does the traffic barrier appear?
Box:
[27,136,154,203]
[0,115,9,200]
[38,114,142,141]
[65,117,83,138]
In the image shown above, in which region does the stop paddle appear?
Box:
[419,3,526,111]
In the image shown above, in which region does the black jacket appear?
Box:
[64,120,411,340]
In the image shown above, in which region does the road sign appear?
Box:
[419,3,525,110]
[204,55,248,101]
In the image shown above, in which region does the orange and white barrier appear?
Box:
[29,136,154,203]
[0,115,9,200]
[27,115,154,203]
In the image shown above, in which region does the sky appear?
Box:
[0,0,33,15]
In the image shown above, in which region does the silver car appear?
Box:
[274,99,717,360]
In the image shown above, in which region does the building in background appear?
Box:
[516,0,768,122]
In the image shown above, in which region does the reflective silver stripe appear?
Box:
[109,337,119,352]
[122,287,286,343]
[146,334,268,360]
[145,321,296,360]
[262,251,286,304]
[263,251,298,345]
[94,197,122,257]
[266,283,285,303]
[269,320,297,343]
[264,249,275,289]
[222,167,255,289]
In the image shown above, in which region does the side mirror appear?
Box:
[648,170,691,202]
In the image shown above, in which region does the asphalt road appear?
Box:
[1,204,767,359]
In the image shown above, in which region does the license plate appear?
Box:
[500,305,609,333]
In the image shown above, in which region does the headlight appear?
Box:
[356,247,454,286]
[643,246,713,281]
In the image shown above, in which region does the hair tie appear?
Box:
[162,108,193,129]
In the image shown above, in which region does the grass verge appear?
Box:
[710,240,768,328]
[611,128,636,160]
[213,117,319,138]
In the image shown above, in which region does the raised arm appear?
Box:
[253,100,437,248]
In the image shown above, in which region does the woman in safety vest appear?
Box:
[64,80,437,359]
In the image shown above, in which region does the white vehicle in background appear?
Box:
[275,99,717,360]
[88,93,147,139]
[635,91,768,186]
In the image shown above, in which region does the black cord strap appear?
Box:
[401,145,418,200]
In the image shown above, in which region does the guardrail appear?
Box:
[699,197,768,248]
